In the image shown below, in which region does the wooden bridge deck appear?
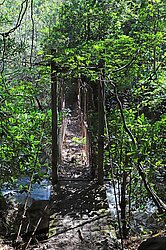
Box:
[47,180,119,250]
[24,109,119,249]
[44,110,120,249]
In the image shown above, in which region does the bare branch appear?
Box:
[0,34,6,74]
[115,90,136,146]
[16,114,48,242]
[0,0,29,37]
[0,0,5,5]
[30,0,35,65]
[48,212,111,239]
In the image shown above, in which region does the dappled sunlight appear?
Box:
[58,108,90,180]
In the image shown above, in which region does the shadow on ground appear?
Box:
[46,181,120,250]
[52,180,108,218]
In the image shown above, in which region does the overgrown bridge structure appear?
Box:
[47,56,166,249]
[47,58,120,249]
[50,55,166,218]
[51,59,106,185]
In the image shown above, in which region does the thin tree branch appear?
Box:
[16,173,35,242]
[104,116,124,249]
[25,203,49,249]
[0,0,29,37]
[112,49,140,73]
[30,0,35,65]
[0,0,5,5]
[107,81,166,213]
[113,85,136,146]
[48,212,111,239]
[0,34,6,74]
[0,34,10,93]
[16,114,48,242]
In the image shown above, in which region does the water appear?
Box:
[2,177,52,206]
[106,182,160,233]
[106,182,120,217]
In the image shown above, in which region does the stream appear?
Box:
[1,177,161,237]
[0,176,52,239]
[2,177,51,206]
[106,181,163,235]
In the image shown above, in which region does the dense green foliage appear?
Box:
[0,0,54,186]
[46,0,166,202]
[0,0,165,228]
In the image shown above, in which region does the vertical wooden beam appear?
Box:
[51,55,58,185]
[86,82,97,179]
[98,76,104,184]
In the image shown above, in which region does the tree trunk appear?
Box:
[121,154,129,239]
[51,56,58,185]
[98,76,104,184]
[115,88,166,213]
[138,162,166,213]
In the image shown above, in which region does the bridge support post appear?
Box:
[98,75,105,184]
[51,53,58,185]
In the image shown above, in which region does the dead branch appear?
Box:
[48,212,111,239]
[115,91,136,146]
[16,173,34,242]
[25,203,49,249]
[30,0,35,66]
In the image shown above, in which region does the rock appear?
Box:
[15,200,50,237]
[0,194,17,236]
[0,194,7,212]
[138,237,166,250]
